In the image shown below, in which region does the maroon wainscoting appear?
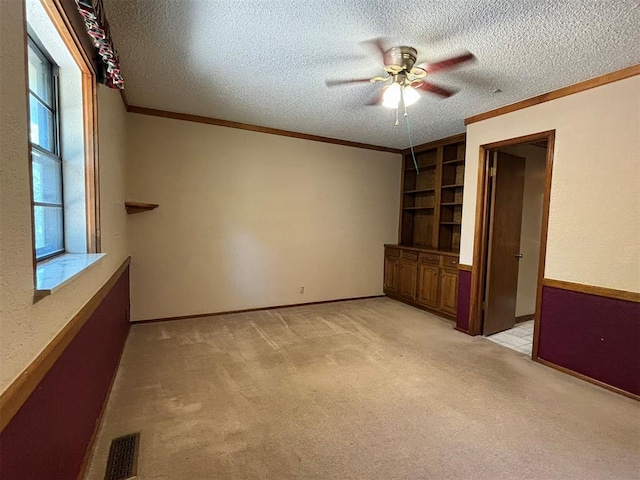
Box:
[0,266,130,480]
[456,269,472,332]
[537,286,640,396]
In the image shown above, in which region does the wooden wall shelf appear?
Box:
[125,202,159,214]
[405,188,436,194]
[443,158,465,165]
[405,164,437,171]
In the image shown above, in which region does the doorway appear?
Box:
[468,131,555,359]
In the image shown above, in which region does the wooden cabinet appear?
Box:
[417,263,439,308]
[384,246,460,319]
[439,268,459,314]
[398,260,417,299]
[383,256,399,294]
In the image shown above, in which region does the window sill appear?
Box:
[35,253,107,297]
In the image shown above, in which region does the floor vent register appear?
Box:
[104,432,140,480]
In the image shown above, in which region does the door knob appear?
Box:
[514,253,523,258]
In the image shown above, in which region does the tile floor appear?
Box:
[486,319,534,355]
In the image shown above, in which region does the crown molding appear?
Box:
[465,64,640,125]
[126,105,403,154]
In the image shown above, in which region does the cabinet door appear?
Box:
[417,263,439,308]
[439,268,459,314]
[383,257,399,294]
[398,260,418,300]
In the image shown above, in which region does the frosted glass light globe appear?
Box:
[382,83,401,108]
[403,85,420,106]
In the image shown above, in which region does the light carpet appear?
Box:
[85,298,640,479]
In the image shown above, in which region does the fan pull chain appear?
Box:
[401,87,419,174]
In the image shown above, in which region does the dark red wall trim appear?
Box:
[537,286,640,396]
[0,267,130,480]
[456,270,472,332]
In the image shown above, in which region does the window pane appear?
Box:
[34,205,63,259]
[29,94,55,152]
[28,44,52,105]
[32,149,62,204]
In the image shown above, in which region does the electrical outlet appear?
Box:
[300,286,304,294]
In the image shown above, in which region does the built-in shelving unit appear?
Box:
[399,133,466,251]
[125,202,159,214]
[383,133,466,319]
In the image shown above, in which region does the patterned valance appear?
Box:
[74,0,124,89]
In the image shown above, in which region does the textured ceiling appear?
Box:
[103,0,640,149]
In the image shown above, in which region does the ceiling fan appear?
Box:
[326,40,476,109]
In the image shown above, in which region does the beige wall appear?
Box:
[126,114,401,321]
[499,145,546,317]
[0,0,129,393]
[460,76,640,292]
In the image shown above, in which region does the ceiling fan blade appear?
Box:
[365,88,384,106]
[325,78,373,87]
[417,52,476,73]
[362,37,388,65]
[412,80,456,98]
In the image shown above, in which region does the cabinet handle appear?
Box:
[448,260,457,265]
[433,271,437,276]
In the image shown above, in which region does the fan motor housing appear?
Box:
[384,46,418,73]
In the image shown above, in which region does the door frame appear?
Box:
[467,130,555,360]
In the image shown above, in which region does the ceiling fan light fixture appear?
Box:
[403,85,420,106]
[382,83,402,108]
[382,83,420,109]
[326,42,474,108]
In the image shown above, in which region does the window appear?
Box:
[26,0,102,294]
[28,37,64,260]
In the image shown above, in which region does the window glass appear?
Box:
[29,94,55,153]
[27,44,52,106]
[33,205,64,258]
[31,149,63,204]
